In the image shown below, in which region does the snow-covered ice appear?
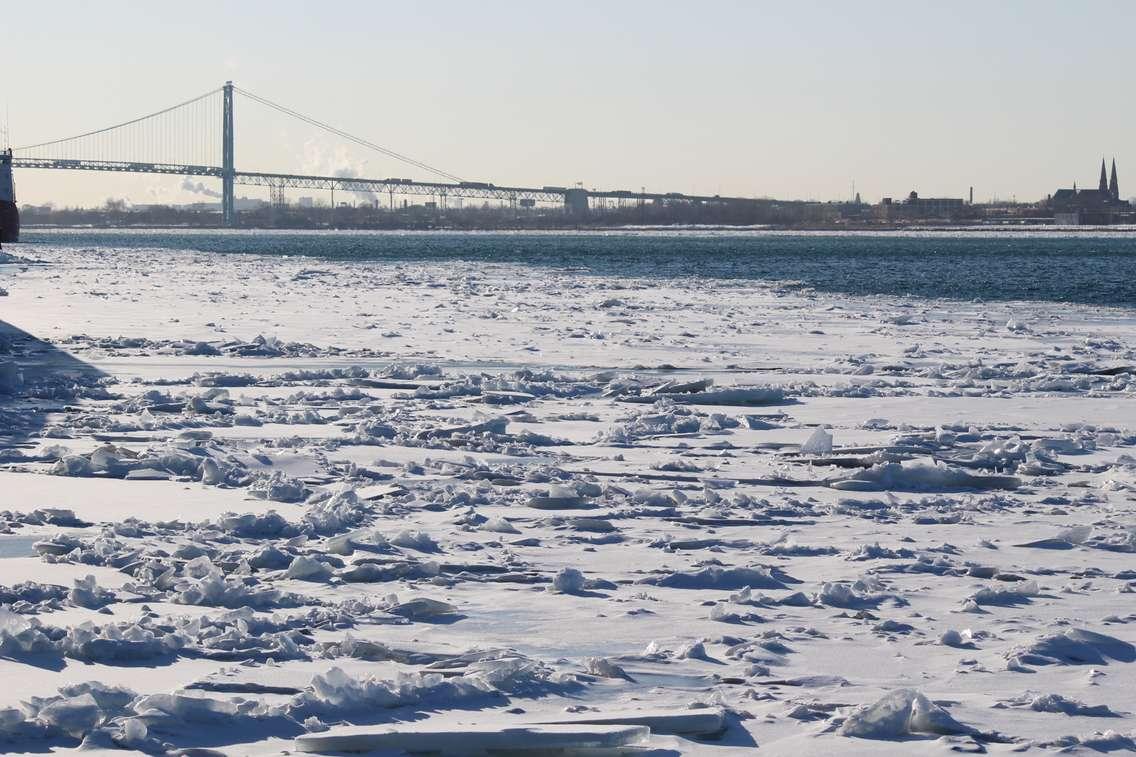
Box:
[2,241,1136,753]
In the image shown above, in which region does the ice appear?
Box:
[816,578,903,608]
[939,629,975,648]
[0,362,21,394]
[534,707,725,737]
[133,691,242,723]
[638,565,791,590]
[62,620,182,662]
[1013,693,1119,717]
[830,460,1021,491]
[7,240,1136,754]
[390,529,439,552]
[1007,629,1136,669]
[248,471,309,503]
[529,483,589,509]
[584,656,633,680]
[551,567,587,594]
[663,386,785,406]
[68,574,115,609]
[170,557,306,609]
[0,608,56,655]
[800,426,833,455]
[387,597,459,620]
[382,362,443,380]
[303,488,371,535]
[37,693,103,738]
[297,656,566,716]
[295,723,648,754]
[968,580,1039,606]
[840,688,976,739]
[285,555,334,581]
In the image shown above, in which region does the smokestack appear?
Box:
[969,186,974,205]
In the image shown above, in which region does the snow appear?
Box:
[2,238,1136,753]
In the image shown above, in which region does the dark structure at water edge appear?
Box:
[0,149,18,243]
[1049,158,1134,225]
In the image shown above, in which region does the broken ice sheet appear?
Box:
[5,241,1136,754]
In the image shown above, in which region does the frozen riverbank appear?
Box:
[1,241,1135,754]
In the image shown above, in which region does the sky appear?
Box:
[4,0,1135,208]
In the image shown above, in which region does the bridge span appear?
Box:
[10,83,759,224]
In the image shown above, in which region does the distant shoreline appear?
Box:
[17,222,1136,234]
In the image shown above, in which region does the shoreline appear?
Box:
[17,221,1136,234]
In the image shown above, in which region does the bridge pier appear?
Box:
[564,188,589,216]
[0,149,18,243]
[222,81,235,226]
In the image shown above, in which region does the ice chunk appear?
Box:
[248,472,308,503]
[528,483,589,510]
[669,387,785,406]
[391,530,439,552]
[939,629,969,648]
[535,707,726,737]
[285,555,333,582]
[1019,693,1118,717]
[816,578,902,609]
[0,608,57,655]
[800,426,833,455]
[295,723,648,754]
[37,693,103,738]
[840,688,975,739]
[638,565,790,590]
[51,455,93,477]
[968,580,1038,606]
[1007,628,1136,669]
[68,575,115,609]
[584,656,632,680]
[830,461,1020,492]
[551,568,587,594]
[387,597,459,620]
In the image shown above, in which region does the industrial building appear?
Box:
[878,190,967,221]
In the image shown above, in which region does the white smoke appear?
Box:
[181,177,222,199]
[302,141,376,204]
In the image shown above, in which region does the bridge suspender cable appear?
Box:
[13,83,466,185]
[12,88,223,152]
[235,86,464,184]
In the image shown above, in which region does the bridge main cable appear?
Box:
[234,86,464,184]
[13,87,223,153]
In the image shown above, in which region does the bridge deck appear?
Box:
[13,158,760,206]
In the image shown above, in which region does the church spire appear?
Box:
[1110,158,1119,201]
[1099,158,1109,193]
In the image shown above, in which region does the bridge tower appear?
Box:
[564,187,589,216]
[222,81,235,226]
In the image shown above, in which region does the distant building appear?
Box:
[903,191,965,218]
[1050,158,1132,225]
[877,191,966,221]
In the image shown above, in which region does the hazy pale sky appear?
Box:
[4,0,1134,207]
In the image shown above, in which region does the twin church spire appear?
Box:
[1099,158,1120,200]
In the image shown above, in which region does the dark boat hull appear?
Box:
[0,201,17,243]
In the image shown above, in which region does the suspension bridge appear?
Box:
[8,82,758,225]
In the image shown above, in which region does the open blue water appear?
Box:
[21,228,1136,307]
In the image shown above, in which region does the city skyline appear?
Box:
[4,1,1136,207]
